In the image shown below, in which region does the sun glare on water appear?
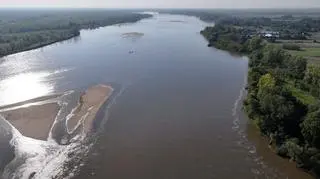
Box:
[0,72,54,106]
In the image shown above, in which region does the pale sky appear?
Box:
[1,0,320,9]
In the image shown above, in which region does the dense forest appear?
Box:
[202,25,320,177]
[0,9,151,57]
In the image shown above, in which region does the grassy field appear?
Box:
[286,83,317,105]
[275,40,320,63]
[288,47,320,57]
[286,47,320,64]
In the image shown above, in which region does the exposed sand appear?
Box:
[67,85,113,133]
[0,85,113,141]
[122,32,144,37]
[2,103,60,140]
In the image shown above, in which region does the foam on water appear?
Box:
[0,90,89,179]
[1,114,83,179]
[230,62,267,177]
[231,59,283,178]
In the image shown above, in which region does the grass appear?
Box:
[286,83,317,105]
[288,48,320,57]
[285,47,320,64]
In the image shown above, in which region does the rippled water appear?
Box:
[0,13,313,179]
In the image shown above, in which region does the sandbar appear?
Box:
[1,102,60,140]
[0,84,113,141]
[67,85,113,133]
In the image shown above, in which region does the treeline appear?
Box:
[202,25,320,177]
[0,9,151,57]
[216,16,320,40]
[162,9,320,23]
[200,25,259,53]
[174,9,320,41]
[217,16,320,32]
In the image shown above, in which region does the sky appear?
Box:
[1,0,320,9]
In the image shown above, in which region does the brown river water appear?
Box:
[0,13,314,179]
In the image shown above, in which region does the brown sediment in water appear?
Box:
[67,85,113,133]
[0,85,113,141]
[246,122,314,179]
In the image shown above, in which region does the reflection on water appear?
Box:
[0,72,54,106]
[0,13,312,179]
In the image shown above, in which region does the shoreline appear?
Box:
[201,25,319,178]
[0,33,80,59]
[0,14,152,59]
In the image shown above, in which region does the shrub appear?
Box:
[282,44,301,51]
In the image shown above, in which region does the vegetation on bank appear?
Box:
[0,9,151,57]
[177,9,320,63]
[202,25,320,177]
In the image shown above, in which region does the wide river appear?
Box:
[0,13,314,179]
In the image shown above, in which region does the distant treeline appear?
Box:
[166,9,320,41]
[162,9,320,21]
[0,9,151,57]
[216,16,320,40]
[202,25,320,177]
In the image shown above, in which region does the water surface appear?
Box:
[0,13,312,179]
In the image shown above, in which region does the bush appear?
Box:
[282,43,301,51]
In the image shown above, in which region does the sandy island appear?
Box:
[0,85,113,141]
[67,85,113,133]
[122,32,144,37]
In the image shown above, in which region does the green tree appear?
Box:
[304,65,320,97]
[246,36,263,52]
[302,108,320,148]
[257,73,276,97]
[286,56,307,79]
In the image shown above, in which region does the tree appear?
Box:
[257,73,276,97]
[261,46,287,68]
[304,65,320,97]
[246,36,263,52]
[284,55,307,79]
[302,108,320,148]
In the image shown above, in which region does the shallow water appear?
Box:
[0,13,313,179]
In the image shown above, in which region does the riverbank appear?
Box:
[0,85,113,141]
[0,32,80,58]
[201,25,320,177]
[0,10,151,58]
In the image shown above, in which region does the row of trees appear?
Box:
[211,16,320,40]
[245,43,320,175]
[200,25,261,53]
[202,25,320,177]
[0,29,79,57]
[0,10,151,57]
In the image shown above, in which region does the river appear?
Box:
[0,13,314,179]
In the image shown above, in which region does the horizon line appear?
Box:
[0,7,320,10]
